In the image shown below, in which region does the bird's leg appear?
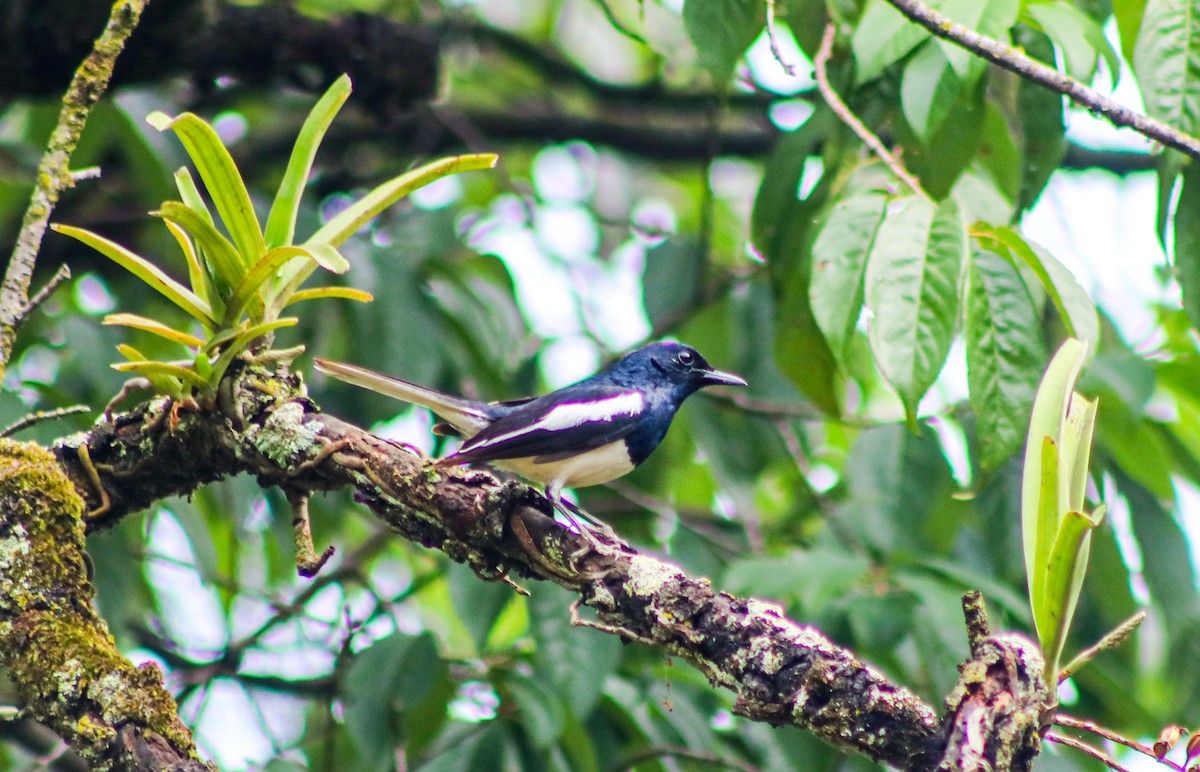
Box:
[545,485,619,548]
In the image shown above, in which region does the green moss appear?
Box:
[0,440,201,765]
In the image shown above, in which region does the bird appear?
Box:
[314,341,747,534]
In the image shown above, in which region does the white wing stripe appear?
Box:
[466,392,644,450]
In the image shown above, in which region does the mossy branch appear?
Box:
[0,440,209,771]
[37,361,1056,768]
[0,0,149,379]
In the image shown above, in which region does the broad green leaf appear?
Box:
[1013,28,1068,211]
[1025,1,1119,81]
[974,225,1100,350]
[853,0,930,83]
[148,111,265,266]
[505,673,565,750]
[265,75,352,248]
[1020,338,1087,621]
[1133,0,1200,135]
[810,190,887,364]
[529,585,621,718]
[901,43,961,142]
[155,201,246,291]
[307,153,498,248]
[936,0,1019,83]
[1040,506,1104,680]
[1114,0,1149,63]
[1174,158,1200,329]
[103,313,204,349]
[682,0,765,83]
[965,246,1046,470]
[51,223,215,327]
[282,287,374,307]
[865,197,965,425]
[225,246,311,325]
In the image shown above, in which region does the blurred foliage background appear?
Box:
[3,0,1200,769]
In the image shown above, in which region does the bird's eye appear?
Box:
[676,351,695,367]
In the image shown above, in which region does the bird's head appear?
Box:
[611,341,747,397]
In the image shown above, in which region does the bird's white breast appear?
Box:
[495,441,636,489]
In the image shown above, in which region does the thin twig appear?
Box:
[884,0,1200,159]
[0,0,149,378]
[0,405,90,438]
[1054,714,1184,769]
[18,264,71,321]
[765,0,797,75]
[813,23,928,198]
[1044,732,1130,772]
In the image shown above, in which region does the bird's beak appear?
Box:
[699,368,747,388]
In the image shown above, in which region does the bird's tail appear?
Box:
[313,358,492,436]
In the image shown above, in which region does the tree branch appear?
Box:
[0,0,147,380]
[30,361,1065,767]
[0,440,209,770]
[883,0,1200,159]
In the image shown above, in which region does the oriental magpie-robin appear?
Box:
[314,342,746,530]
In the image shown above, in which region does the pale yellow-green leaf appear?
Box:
[265,74,352,248]
[1040,505,1104,683]
[155,202,246,291]
[103,313,204,348]
[150,111,265,266]
[225,246,310,325]
[283,287,374,307]
[1021,338,1087,606]
[113,360,209,390]
[51,223,215,328]
[209,318,298,385]
[306,153,498,247]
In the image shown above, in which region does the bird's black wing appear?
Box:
[445,384,646,464]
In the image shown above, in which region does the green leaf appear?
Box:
[148,111,265,265]
[936,0,1019,82]
[162,218,223,320]
[682,0,765,83]
[965,245,1046,470]
[265,75,352,248]
[1133,0,1200,134]
[102,313,204,349]
[282,286,374,307]
[505,673,565,750]
[1114,0,1149,63]
[1174,158,1200,329]
[810,190,887,365]
[1020,337,1088,633]
[865,196,965,426]
[113,359,209,391]
[207,318,298,386]
[1040,506,1104,679]
[114,344,185,397]
[307,153,498,248]
[974,226,1100,350]
[901,44,962,142]
[1025,1,1118,81]
[853,0,930,83]
[1013,27,1068,211]
[225,246,311,325]
[51,223,215,328]
[155,201,247,291]
[529,585,621,718]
